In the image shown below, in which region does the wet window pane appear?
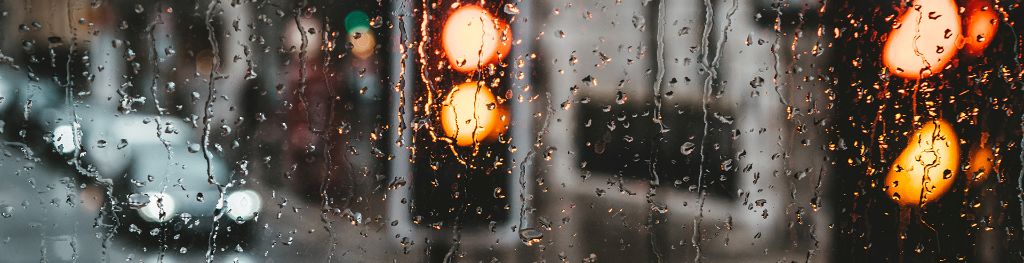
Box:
[0,0,1022,261]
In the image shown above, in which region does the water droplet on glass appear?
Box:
[0,205,12,218]
[615,91,628,104]
[127,193,150,209]
[504,4,520,15]
[680,142,696,155]
[179,213,192,224]
[749,76,764,89]
[519,228,543,245]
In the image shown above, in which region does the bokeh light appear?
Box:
[884,119,960,206]
[440,81,499,147]
[346,11,376,59]
[881,0,961,79]
[962,0,999,57]
[441,5,512,73]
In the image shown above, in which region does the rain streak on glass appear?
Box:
[0,0,1021,262]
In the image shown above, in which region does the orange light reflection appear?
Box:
[882,0,962,79]
[441,5,512,73]
[963,0,999,57]
[440,81,500,147]
[884,119,960,206]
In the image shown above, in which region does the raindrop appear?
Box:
[188,143,201,153]
[615,91,628,104]
[749,76,764,89]
[0,205,12,218]
[127,193,150,209]
[680,142,696,155]
[652,202,669,214]
[179,213,192,224]
[519,228,543,245]
[504,4,520,15]
[721,159,733,171]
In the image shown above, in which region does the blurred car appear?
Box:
[5,70,80,167]
[81,115,264,250]
[20,98,264,250]
[0,6,265,250]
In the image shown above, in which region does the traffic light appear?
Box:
[410,2,514,229]
[386,0,529,239]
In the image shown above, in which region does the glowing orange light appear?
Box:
[882,0,962,79]
[485,106,510,142]
[441,82,499,147]
[884,119,960,206]
[966,133,995,185]
[441,5,512,73]
[962,0,999,57]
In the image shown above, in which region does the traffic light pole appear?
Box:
[386,0,535,260]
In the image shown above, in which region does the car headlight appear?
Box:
[225,190,261,222]
[138,192,176,223]
[52,124,77,154]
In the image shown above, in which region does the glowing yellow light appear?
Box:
[441,5,512,73]
[349,27,376,60]
[967,132,995,185]
[884,119,960,206]
[882,0,962,79]
[963,0,999,57]
[441,82,499,147]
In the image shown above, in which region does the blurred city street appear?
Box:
[1,0,1023,262]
